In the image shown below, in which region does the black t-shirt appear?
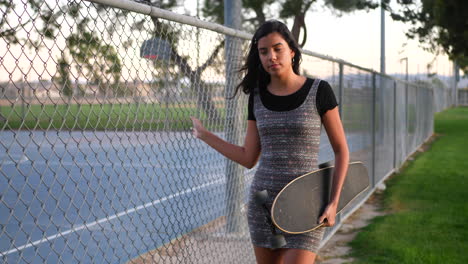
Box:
[248,78,338,120]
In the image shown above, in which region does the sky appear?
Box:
[300,5,453,77]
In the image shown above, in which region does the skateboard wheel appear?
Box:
[254,190,268,205]
[271,234,287,249]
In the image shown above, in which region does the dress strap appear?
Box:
[311,78,321,92]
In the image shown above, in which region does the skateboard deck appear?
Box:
[271,161,369,234]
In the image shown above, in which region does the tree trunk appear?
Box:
[291,13,306,47]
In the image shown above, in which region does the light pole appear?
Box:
[400,57,409,148]
[400,57,408,82]
[380,1,386,74]
[453,63,459,106]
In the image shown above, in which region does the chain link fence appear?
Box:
[0,0,455,263]
[458,89,468,106]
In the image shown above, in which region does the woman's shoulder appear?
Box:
[315,79,336,106]
[302,78,332,96]
[307,78,331,88]
[319,79,332,89]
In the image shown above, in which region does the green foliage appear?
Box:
[1,1,124,97]
[202,0,224,25]
[324,0,379,12]
[280,0,312,18]
[53,56,73,97]
[0,0,42,44]
[66,31,123,96]
[202,0,275,32]
[384,0,468,75]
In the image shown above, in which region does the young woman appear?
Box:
[190,20,349,264]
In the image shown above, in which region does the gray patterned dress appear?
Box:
[247,78,325,253]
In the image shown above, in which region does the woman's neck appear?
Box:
[268,73,306,96]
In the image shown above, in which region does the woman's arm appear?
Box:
[317,107,350,227]
[191,117,261,169]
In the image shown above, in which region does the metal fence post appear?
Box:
[393,80,397,171]
[372,72,377,188]
[405,78,409,158]
[338,63,344,117]
[224,0,244,233]
[453,63,459,106]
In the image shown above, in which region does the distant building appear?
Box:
[0,80,58,101]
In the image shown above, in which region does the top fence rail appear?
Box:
[87,0,253,39]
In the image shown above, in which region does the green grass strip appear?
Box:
[0,103,229,131]
[349,107,468,264]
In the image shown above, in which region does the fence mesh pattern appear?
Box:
[0,0,453,263]
[459,90,468,106]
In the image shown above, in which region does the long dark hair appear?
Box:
[234,20,302,96]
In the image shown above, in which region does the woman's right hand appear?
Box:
[190,117,207,140]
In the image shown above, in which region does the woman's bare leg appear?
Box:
[253,246,285,264]
[282,248,317,264]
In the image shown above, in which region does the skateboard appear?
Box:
[254,161,369,248]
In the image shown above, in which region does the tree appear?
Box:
[383,0,468,74]
[1,1,123,97]
[53,56,73,98]
[202,0,379,47]
[66,31,122,96]
[0,0,56,45]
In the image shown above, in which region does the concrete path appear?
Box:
[317,190,387,264]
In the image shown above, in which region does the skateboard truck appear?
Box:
[254,190,287,249]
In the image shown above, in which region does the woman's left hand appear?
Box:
[318,203,338,227]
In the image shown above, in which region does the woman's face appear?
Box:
[257,32,295,77]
